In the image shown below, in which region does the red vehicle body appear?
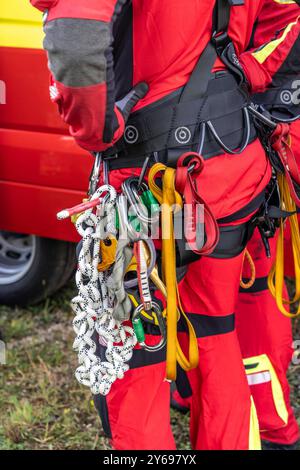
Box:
[0,4,91,244]
[0,3,94,305]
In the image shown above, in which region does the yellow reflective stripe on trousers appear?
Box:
[244,354,289,425]
[249,396,262,450]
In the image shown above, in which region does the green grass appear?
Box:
[0,282,299,450]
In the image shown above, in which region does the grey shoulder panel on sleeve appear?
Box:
[43,18,111,87]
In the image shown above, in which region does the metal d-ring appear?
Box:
[206,106,251,155]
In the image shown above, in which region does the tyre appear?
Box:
[0,231,76,306]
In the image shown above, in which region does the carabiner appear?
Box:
[248,105,277,130]
[122,177,159,224]
[117,193,142,241]
[132,302,166,352]
[88,152,102,197]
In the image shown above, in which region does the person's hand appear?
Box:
[116,82,149,122]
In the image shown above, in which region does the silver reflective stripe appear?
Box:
[247,371,271,386]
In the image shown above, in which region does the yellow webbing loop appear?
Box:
[240,249,256,289]
[268,173,300,317]
[148,163,199,380]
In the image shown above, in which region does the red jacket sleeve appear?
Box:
[240,0,300,93]
[30,0,126,151]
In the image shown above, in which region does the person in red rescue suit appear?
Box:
[236,4,300,450]
[172,2,300,450]
[31,0,300,450]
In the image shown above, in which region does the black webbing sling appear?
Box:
[172,0,245,104]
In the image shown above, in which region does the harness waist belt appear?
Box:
[104,73,257,170]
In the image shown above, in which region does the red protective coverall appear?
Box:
[173,4,300,448]
[236,4,300,448]
[31,0,300,450]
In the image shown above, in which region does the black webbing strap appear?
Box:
[179,0,232,103]
[215,0,231,33]
[178,43,218,103]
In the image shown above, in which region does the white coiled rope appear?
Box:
[71,185,137,396]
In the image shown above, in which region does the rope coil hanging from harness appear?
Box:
[70,185,138,396]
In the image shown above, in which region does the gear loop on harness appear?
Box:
[206,106,251,155]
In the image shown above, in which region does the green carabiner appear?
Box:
[132,302,166,352]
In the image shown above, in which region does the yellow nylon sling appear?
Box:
[148,163,199,380]
[268,173,300,317]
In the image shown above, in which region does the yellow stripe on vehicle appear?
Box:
[252,17,299,64]
[0,0,43,49]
